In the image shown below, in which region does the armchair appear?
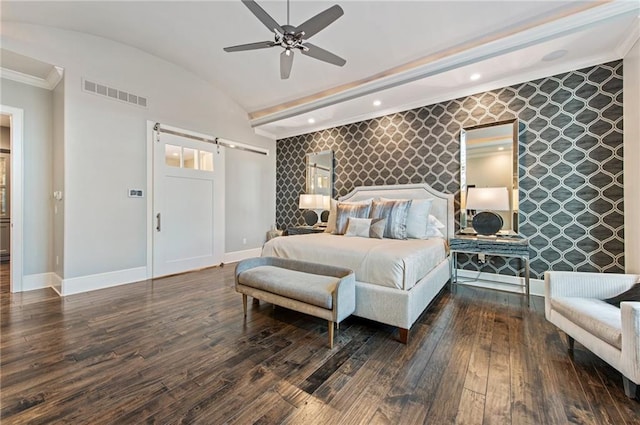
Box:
[544,271,640,399]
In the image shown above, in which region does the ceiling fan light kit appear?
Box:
[224,0,346,79]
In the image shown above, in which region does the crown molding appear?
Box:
[250,1,639,128]
[616,17,640,58]
[0,65,63,90]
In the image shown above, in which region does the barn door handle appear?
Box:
[156,213,161,232]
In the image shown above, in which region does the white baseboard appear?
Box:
[51,273,63,295]
[456,269,544,297]
[223,248,262,264]
[22,272,53,291]
[61,266,147,296]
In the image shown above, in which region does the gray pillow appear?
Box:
[604,284,640,308]
[334,203,372,235]
[370,199,412,239]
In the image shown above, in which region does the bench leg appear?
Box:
[328,321,334,349]
[242,294,247,317]
[623,376,638,399]
[566,334,575,353]
[398,328,409,344]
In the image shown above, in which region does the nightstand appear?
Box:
[449,233,531,303]
[285,226,326,236]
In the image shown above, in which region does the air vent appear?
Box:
[82,78,148,108]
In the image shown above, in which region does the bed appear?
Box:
[263,183,454,343]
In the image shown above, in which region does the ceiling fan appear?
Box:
[223,0,346,79]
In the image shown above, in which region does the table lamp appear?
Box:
[465,187,510,235]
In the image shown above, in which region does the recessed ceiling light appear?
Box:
[542,49,568,62]
[498,147,505,151]
[470,73,481,81]
[172,152,179,156]
[373,100,382,107]
[307,118,315,124]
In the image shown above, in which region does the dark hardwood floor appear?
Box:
[1,262,638,424]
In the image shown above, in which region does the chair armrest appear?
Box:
[621,302,640,383]
[544,271,638,299]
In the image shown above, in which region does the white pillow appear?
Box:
[381,197,433,239]
[425,214,445,238]
[324,198,374,234]
[345,217,372,237]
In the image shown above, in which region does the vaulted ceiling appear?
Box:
[1,1,638,139]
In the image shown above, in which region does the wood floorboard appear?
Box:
[1,262,638,424]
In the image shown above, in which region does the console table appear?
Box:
[449,234,531,303]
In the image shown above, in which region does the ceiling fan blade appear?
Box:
[241,0,284,34]
[280,49,294,79]
[295,5,344,39]
[301,43,346,67]
[223,41,276,52]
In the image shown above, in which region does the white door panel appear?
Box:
[153,129,224,278]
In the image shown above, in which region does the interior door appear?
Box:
[153,130,224,278]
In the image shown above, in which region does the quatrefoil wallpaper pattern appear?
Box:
[276,60,624,279]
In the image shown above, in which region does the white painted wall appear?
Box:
[0,78,53,275]
[225,148,276,252]
[624,38,640,273]
[1,23,275,288]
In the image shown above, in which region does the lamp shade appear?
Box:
[322,195,331,210]
[466,187,509,211]
[299,194,324,209]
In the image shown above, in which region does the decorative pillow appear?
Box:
[344,217,386,239]
[370,199,412,239]
[325,198,373,234]
[345,218,372,237]
[334,203,372,235]
[381,197,433,239]
[425,214,445,238]
[604,284,640,308]
[369,218,386,239]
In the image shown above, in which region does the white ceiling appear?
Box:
[1,1,638,139]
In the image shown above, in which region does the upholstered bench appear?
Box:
[235,257,355,348]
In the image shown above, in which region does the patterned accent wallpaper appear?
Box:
[276,60,624,279]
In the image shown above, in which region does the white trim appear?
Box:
[1,105,23,293]
[51,273,63,295]
[616,18,640,58]
[456,269,544,297]
[61,267,147,296]
[22,272,52,291]
[253,127,276,140]
[223,247,262,264]
[0,66,63,90]
[146,121,154,279]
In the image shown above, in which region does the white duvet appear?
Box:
[261,233,447,290]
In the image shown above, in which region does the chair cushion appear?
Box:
[551,297,622,349]
[238,266,339,309]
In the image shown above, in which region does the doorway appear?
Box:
[0,106,24,293]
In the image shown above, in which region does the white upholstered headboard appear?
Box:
[338,183,455,239]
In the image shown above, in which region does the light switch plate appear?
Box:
[128,189,144,198]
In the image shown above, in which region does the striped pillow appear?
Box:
[370,199,413,239]
[334,203,372,235]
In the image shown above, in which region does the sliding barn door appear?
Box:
[153,130,224,278]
